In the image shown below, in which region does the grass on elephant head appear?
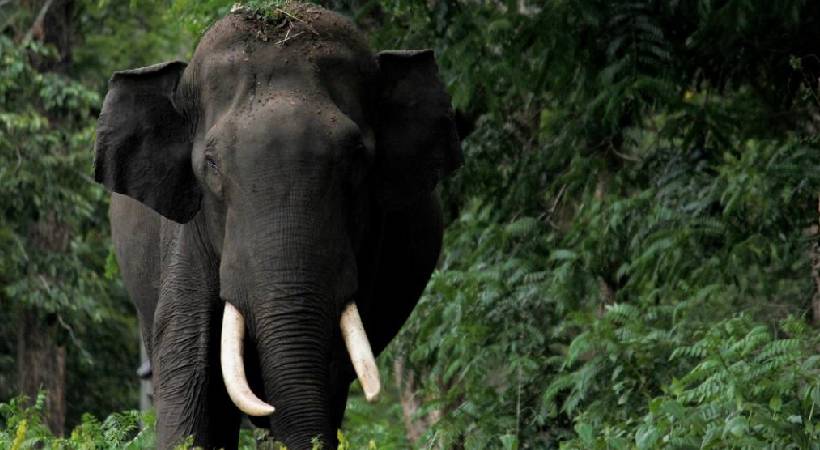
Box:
[167,0,318,38]
[0,385,408,449]
[228,0,291,22]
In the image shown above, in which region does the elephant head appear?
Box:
[94,3,460,448]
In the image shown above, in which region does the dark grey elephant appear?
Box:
[94,3,461,449]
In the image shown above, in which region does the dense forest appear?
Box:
[2,0,820,448]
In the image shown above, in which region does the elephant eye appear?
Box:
[205,155,218,171]
[202,153,223,197]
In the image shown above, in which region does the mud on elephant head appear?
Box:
[94,2,460,449]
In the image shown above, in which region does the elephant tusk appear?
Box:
[340,302,381,402]
[221,303,275,416]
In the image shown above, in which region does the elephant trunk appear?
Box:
[217,196,378,447]
[255,292,336,449]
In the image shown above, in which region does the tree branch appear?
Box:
[23,0,55,42]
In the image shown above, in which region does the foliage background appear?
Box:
[2,0,820,448]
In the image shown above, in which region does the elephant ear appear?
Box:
[94,61,201,223]
[375,50,462,209]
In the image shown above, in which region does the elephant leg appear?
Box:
[152,295,241,449]
[110,193,161,358]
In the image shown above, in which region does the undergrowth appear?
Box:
[0,393,392,449]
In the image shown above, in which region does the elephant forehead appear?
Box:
[188,10,376,123]
[194,4,371,63]
[195,39,370,89]
[191,44,372,140]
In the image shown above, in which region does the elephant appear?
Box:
[93,3,461,449]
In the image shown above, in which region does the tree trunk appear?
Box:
[14,0,75,435]
[394,357,426,443]
[18,213,71,435]
[17,309,66,436]
[393,357,441,445]
[812,195,820,326]
[27,0,74,72]
[595,174,617,316]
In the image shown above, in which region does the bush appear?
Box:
[0,393,400,449]
[0,393,155,449]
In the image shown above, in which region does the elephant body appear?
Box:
[98,4,460,449]
[111,190,442,447]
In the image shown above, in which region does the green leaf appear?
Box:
[499,434,519,450]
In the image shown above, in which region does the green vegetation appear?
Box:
[2,0,820,448]
[0,393,155,449]
[0,23,137,427]
[380,1,820,448]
